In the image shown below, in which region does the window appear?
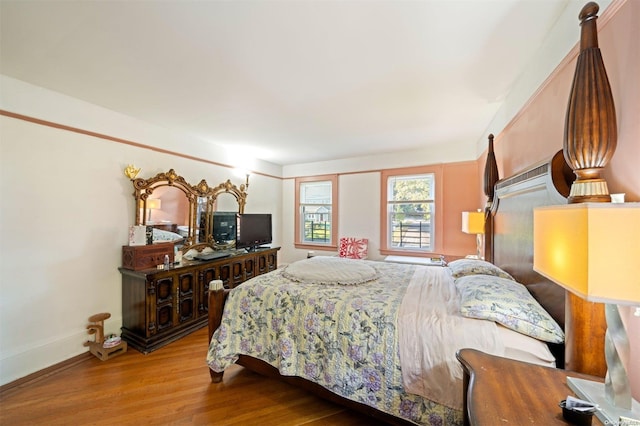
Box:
[295,175,338,248]
[382,169,437,253]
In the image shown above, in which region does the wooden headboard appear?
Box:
[483,1,612,379]
[487,150,574,365]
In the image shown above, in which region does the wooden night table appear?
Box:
[456,348,604,426]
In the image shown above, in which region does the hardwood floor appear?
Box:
[0,327,390,425]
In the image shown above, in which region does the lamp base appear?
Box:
[568,377,640,424]
[476,233,484,260]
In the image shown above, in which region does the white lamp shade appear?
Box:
[462,211,485,235]
[533,202,640,305]
[147,199,161,210]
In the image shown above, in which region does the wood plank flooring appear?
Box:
[0,327,390,425]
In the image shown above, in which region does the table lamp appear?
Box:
[146,198,161,222]
[462,211,485,259]
[533,202,640,424]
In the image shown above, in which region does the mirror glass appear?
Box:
[210,193,239,246]
[196,196,208,244]
[139,186,190,232]
[216,192,239,211]
[211,211,237,244]
[199,181,247,249]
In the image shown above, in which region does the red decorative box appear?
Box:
[122,243,174,271]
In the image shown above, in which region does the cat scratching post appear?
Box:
[84,312,127,361]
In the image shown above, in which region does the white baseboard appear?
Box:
[0,317,122,386]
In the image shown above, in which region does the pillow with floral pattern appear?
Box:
[456,274,564,343]
[448,259,514,281]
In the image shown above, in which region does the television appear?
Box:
[212,211,236,243]
[236,213,272,251]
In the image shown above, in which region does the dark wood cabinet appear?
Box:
[119,247,279,353]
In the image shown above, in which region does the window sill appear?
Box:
[380,249,438,257]
[294,243,338,251]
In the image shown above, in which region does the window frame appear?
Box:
[380,165,443,256]
[294,174,339,250]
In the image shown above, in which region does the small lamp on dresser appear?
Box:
[533,202,640,424]
[146,198,161,222]
[461,210,485,260]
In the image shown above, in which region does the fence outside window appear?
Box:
[390,220,431,248]
[303,219,331,243]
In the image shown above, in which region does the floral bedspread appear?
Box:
[207,260,462,425]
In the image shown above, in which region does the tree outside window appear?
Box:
[387,174,434,251]
[295,175,338,248]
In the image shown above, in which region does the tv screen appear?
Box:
[212,211,236,243]
[236,213,272,250]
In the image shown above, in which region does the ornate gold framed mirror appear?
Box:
[127,168,248,252]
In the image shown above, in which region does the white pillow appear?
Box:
[152,228,184,242]
[282,257,379,285]
[496,324,556,367]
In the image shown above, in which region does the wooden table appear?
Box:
[456,348,604,426]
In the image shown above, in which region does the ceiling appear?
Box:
[1,0,571,166]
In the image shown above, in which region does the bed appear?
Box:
[151,227,184,244]
[204,1,618,418]
[205,146,581,425]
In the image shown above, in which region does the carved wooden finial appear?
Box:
[579,2,599,22]
[564,1,616,203]
[483,134,499,205]
[578,2,600,51]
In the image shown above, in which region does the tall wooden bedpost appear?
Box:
[483,134,499,262]
[208,287,229,383]
[563,1,611,378]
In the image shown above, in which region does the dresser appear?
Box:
[456,348,604,426]
[119,247,279,353]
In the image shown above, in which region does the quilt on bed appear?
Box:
[207,259,500,425]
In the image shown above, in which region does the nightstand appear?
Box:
[456,348,604,426]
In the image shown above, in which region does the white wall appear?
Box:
[0,76,282,386]
[338,173,382,260]
[279,172,383,265]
